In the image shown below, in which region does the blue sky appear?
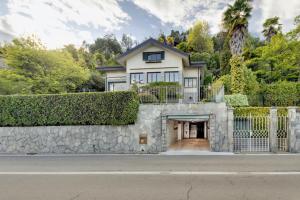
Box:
[0,0,299,49]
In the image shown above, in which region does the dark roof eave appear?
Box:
[96,66,126,72]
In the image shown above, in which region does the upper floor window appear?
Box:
[164,71,179,82]
[184,78,197,88]
[147,72,161,83]
[143,51,165,63]
[130,73,144,84]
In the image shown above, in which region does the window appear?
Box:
[147,72,161,83]
[184,78,197,88]
[108,82,126,91]
[130,73,144,84]
[164,71,179,82]
[143,51,165,62]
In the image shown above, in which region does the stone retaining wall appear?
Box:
[0,103,230,154]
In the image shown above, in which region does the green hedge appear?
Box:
[224,94,249,107]
[234,107,289,116]
[0,91,139,126]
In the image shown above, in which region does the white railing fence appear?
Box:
[233,115,270,152]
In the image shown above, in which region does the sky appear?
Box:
[0,0,299,49]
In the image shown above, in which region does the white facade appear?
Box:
[99,39,205,102]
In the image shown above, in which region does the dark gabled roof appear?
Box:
[117,38,189,61]
[96,65,126,72]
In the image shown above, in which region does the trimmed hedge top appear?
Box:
[0,91,139,127]
[234,107,289,116]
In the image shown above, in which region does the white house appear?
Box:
[97,38,207,102]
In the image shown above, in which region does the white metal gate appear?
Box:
[277,116,288,152]
[233,115,270,152]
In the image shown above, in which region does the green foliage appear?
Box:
[234,107,288,116]
[263,81,299,106]
[230,56,245,94]
[1,37,90,95]
[246,34,300,83]
[176,42,189,52]
[223,0,253,34]
[141,82,180,102]
[138,93,159,104]
[0,91,139,126]
[225,94,249,107]
[78,71,105,92]
[187,21,214,53]
[89,34,122,60]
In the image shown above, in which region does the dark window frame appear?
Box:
[184,78,197,88]
[164,71,179,82]
[147,72,161,83]
[143,51,165,63]
[130,73,144,84]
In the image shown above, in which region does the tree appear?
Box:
[187,21,214,53]
[223,0,253,55]
[89,34,122,59]
[166,36,174,46]
[262,17,282,42]
[1,37,89,94]
[121,34,134,52]
[246,34,300,83]
[158,33,167,44]
[176,42,189,52]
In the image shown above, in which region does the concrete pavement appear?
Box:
[0,154,300,200]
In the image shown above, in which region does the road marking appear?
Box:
[0,171,300,175]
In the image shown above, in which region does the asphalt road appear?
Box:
[0,154,300,200]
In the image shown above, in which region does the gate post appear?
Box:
[288,107,297,153]
[227,107,234,152]
[269,107,278,153]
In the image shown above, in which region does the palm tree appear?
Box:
[262,17,282,42]
[223,0,253,55]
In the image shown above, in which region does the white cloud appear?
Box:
[0,0,130,48]
[132,0,234,34]
[132,0,300,35]
[252,0,300,34]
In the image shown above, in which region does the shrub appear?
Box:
[263,81,298,106]
[138,93,159,103]
[234,107,288,116]
[0,91,139,126]
[225,94,249,107]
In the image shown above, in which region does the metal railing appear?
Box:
[233,114,289,152]
[138,85,224,104]
[233,115,270,152]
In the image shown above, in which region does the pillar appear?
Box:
[288,107,297,153]
[269,107,278,153]
[227,107,234,152]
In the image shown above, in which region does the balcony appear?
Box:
[137,85,224,104]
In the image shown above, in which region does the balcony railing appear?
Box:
[138,85,224,104]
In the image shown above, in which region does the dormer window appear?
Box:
[143,51,165,63]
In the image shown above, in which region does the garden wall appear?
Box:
[0,103,230,154]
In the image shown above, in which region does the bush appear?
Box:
[138,93,159,103]
[0,91,139,126]
[224,94,249,107]
[234,107,289,116]
[263,81,298,106]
